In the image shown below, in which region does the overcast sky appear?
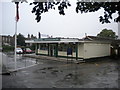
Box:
[1,1,119,38]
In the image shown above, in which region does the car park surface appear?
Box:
[2,52,119,88]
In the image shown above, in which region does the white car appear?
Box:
[16,48,23,54]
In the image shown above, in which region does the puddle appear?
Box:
[4,53,38,70]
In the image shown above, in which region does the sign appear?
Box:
[67,47,72,55]
[35,38,60,41]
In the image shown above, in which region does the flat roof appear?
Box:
[25,37,111,44]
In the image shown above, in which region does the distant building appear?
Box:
[25,34,37,46]
[1,35,14,46]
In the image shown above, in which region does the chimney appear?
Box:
[38,32,41,39]
[28,34,30,39]
[85,33,87,37]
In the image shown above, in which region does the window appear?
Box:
[40,44,48,50]
[58,43,76,52]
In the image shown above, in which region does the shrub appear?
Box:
[2,45,14,52]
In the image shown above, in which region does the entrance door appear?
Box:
[49,44,58,57]
[50,45,54,56]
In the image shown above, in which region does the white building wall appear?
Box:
[38,50,48,55]
[58,51,67,56]
[58,51,76,57]
[84,43,110,59]
[118,22,120,39]
[78,43,84,58]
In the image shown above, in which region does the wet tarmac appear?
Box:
[3,52,37,70]
[1,52,120,88]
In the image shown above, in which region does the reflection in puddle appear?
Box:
[5,53,38,70]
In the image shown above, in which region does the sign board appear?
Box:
[35,38,60,41]
[67,48,72,55]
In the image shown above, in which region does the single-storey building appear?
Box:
[87,36,120,58]
[25,36,112,60]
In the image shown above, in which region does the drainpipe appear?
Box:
[35,43,37,55]
[56,43,58,57]
[48,43,49,56]
[76,42,78,60]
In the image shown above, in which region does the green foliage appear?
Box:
[30,0,71,22]
[2,45,14,52]
[30,44,36,50]
[17,33,26,46]
[30,1,120,23]
[97,29,118,39]
[76,2,120,24]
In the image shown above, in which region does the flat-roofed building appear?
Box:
[25,36,112,60]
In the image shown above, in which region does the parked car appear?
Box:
[23,48,34,54]
[16,48,23,54]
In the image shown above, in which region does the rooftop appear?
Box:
[25,36,113,44]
